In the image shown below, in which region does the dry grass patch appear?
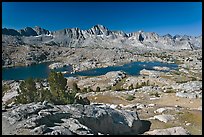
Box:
[178,110,202,135]
[87,94,129,105]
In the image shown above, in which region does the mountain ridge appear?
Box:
[2,24,202,37]
[2,24,202,50]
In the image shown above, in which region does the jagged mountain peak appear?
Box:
[93,24,107,29]
[2,28,21,36]
[88,24,109,35]
[173,34,182,39]
[163,34,173,38]
[18,27,37,36]
[2,24,202,50]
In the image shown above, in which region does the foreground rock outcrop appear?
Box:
[2,102,150,135]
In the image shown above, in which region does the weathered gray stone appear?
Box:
[154,107,174,114]
[173,81,202,92]
[31,125,47,135]
[2,102,145,135]
[48,126,73,135]
[176,92,197,99]
[153,114,175,123]
[61,118,93,135]
[145,127,190,135]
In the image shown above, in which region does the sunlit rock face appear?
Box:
[2,24,202,50]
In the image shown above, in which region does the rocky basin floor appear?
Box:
[2,49,202,135]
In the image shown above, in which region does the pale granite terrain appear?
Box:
[2,25,202,135]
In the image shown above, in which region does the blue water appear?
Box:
[64,61,178,77]
[2,62,72,80]
[2,61,178,80]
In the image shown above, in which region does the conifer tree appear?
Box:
[48,71,68,104]
[15,78,38,104]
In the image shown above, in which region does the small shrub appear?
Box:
[141,82,146,86]
[126,95,135,101]
[165,89,176,93]
[174,71,181,75]
[87,86,94,92]
[149,92,160,97]
[106,86,111,90]
[96,87,100,92]
[112,85,124,91]
[72,82,80,92]
[128,84,134,90]
[146,80,150,86]
[191,77,197,81]
[106,86,112,90]
[135,83,142,89]
[2,85,10,96]
[176,80,188,84]
[82,87,88,93]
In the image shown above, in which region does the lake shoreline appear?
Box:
[2,60,178,81]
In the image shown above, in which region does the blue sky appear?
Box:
[2,2,202,36]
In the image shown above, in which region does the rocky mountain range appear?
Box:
[2,24,202,50]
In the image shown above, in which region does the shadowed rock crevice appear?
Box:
[138,120,152,134]
[36,113,71,127]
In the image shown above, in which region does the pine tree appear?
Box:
[48,71,68,104]
[48,71,75,104]
[15,78,38,104]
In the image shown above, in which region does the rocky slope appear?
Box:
[2,102,151,135]
[2,24,202,50]
[2,49,202,135]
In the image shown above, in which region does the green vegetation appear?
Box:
[191,77,197,81]
[149,91,160,97]
[128,84,134,90]
[112,85,125,91]
[126,95,135,101]
[176,111,184,115]
[165,87,176,93]
[96,86,100,92]
[87,86,94,92]
[176,80,188,84]
[15,78,38,104]
[135,80,150,89]
[48,71,74,104]
[111,78,126,91]
[2,85,10,96]
[171,70,181,75]
[106,86,112,90]
[146,80,150,86]
[135,83,143,89]
[178,111,202,135]
[165,89,176,93]
[72,82,81,92]
[173,59,183,64]
[81,87,88,93]
[15,71,76,105]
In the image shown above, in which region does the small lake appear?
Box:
[2,61,178,80]
[65,61,178,77]
[2,62,72,80]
